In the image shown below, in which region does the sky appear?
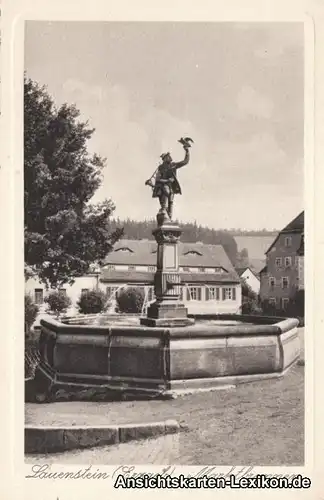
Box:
[25,21,304,230]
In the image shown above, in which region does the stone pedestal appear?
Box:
[140,216,194,327]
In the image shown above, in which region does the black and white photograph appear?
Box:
[21,19,308,469]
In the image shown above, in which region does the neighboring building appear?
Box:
[236,267,260,295]
[259,211,304,311]
[25,239,242,315]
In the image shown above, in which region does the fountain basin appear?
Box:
[33,314,300,401]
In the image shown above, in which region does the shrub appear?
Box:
[25,294,39,338]
[77,289,106,314]
[45,290,72,317]
[116,287,145,314]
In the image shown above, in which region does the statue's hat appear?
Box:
[160,152,171,160]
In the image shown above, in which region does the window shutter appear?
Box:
[232,287,236,301]
[186,288,191,301]
[198,287,202,301]
[222,288,226,301]
[216,288,220,301]
[206,287,209,301]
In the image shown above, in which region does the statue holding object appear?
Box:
[145,137,194,223]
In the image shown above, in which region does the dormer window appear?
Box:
[184,250,203,256]
[115,247,134,253]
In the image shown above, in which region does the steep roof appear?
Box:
[235,266,260,280]
[104,239,237,273]
[101,238,240,283]
[281,211,304,233]
[265,211,304,255]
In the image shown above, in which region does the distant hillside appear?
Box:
[229,230,278,237]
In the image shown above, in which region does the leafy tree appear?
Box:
[77,289,107,314]
[25,294,39,338]
[24,77,123,289]
[236,248,249,268]
[241,280,262,315]
[44,290,72,317]
[116,287,145,314]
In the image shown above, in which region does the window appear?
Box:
[284,257,292,268]
[59,288,67,296]
[214,267,222,273]
[269,298,277,307]
[198,267,206,273]
[186,286,202,301]
[34,288,44,305]
[182,267,191,272]
[275,257,282,267]
[281,277,289,289]
[284,237,292,248]
[222,287,237,301]
[269,277,276,289]
[128,265,136,271]
[81,288,89,295]
[106,265,115,270]
[281,298,290,310]
[148,266,156,272]
[206,287,220,301]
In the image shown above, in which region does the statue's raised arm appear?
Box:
[172,137,194,170]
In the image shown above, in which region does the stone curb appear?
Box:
[25,419,180,454]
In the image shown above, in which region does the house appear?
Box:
[25,239,242,315]
[235,267,260,295]
[100,239,242,314]
[259,211,304,311]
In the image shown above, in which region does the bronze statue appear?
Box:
[145,137,193,221]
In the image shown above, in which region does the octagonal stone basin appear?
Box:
[33,314,300,401]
